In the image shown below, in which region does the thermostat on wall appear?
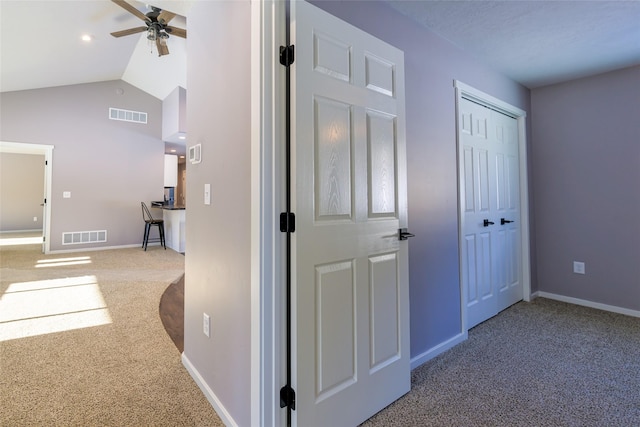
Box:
[189,144,201,164]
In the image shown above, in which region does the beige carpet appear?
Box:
[363,297,640,427]
[4,234,639,426]
[0,239,223,426]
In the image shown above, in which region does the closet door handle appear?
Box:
[483,219,495,227]
[501,218,514,225]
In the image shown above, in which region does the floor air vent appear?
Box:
[62,230,107,245]
[109,108,147,124]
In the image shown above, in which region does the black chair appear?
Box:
[141,202,166,251]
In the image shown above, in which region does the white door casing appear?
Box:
[455,81,531,330]
[41,158,49,253]
[291,1,410,426]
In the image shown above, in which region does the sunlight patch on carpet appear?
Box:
[0,236,43,246]
[0,275,112,342]
[35,256,92,268]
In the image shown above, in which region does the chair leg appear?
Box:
[143,223,151,251]
[142,223,149,249]
[159,223,166,250]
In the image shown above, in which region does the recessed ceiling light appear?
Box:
[178,135,186,140]
[81,34,93,42]
[170,149,177,153]
[179,155,185,159]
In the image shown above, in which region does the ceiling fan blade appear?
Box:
[111,26,148,37]
[156,39,170,56]
[157,10,177,25]
[166,26,186,39]
[111,0,150,22]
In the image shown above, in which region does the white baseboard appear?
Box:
[410,331,468,370]
[47,243,168,254]
[537,291,640,318]
[182,353,238,427]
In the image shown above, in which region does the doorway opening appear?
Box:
[0,141,53,253]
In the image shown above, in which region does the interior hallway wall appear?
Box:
[183,1,252,426]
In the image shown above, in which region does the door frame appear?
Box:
[0,140,53,254]
[453,80,531,333]
[250,1,285,426]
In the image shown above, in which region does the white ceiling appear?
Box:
[1,0,639,97]
[386,0,640,88]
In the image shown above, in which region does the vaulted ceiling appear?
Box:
[1,1,638,98]
[0,0,190,100]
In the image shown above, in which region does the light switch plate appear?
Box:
[204,184,211,205]
[63,191,71,198]
[573,261,585,275]
[203,313,210,337]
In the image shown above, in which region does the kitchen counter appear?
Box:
[161,204,185,210]
[161,205,185,253]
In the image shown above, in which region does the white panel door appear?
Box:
[460,98,522,329]
[291,1,410,426]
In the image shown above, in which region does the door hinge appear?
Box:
[279,45,295,67]
[280,384,296,410]
[280,212,295,233]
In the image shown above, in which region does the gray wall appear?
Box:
[531,66,640,311]
[311,1,532,358]
[0,152,45,231]
[183,1,251,426]
[0,80,164,251]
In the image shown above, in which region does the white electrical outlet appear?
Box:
[203,313,211,337]
[573,261,585,275]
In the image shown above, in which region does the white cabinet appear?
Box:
[163,209,185,253]
[164,154,178,187]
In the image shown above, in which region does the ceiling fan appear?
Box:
[110,0,186,56]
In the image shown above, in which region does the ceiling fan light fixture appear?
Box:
[147,27,156,41]
[111,1,186,56]
[159,32,169,46]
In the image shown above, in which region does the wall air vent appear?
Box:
[62,230,107,245]
[109,108,148,124]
